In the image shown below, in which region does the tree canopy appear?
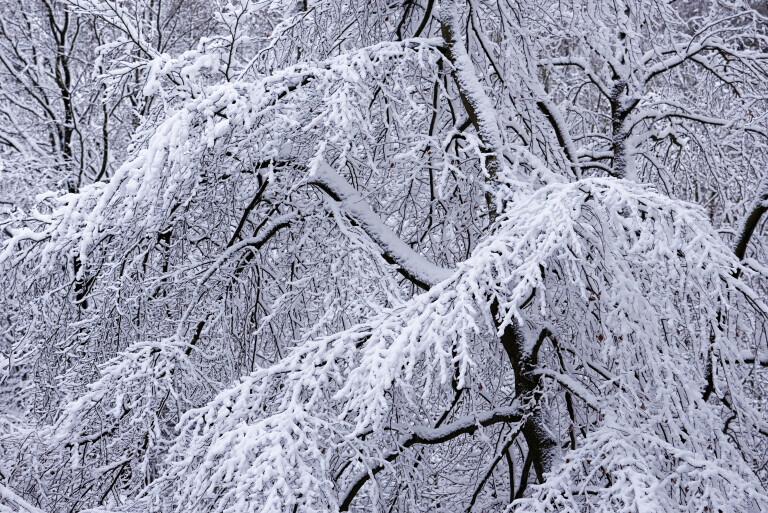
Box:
[1,1,768,512]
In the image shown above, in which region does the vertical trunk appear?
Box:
[491,302,560,482]
[439,0,504,226]
[610,79,633,180]
[439,1,560,480]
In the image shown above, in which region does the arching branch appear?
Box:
[338,404,525,511]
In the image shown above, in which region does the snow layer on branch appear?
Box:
[312,161,452,288]
[51,337,218,499]
[0,483,44,513]
[4,3,767,509]
[439,0,504,157]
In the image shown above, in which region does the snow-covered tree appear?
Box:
[2,0,768,512]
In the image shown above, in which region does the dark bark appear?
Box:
[734,196,767,261]
[492,303,560,482]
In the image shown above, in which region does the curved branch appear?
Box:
[338,404,524,511]
[734,173,768,260]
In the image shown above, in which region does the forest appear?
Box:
[1,0,768,512]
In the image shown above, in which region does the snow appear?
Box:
[0,484,43,513]
[2,1,768,512]
[312,161,453,288]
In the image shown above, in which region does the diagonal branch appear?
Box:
[439,0,505,223]
[311,161,453,289]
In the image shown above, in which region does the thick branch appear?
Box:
[492,314,561,482]
[734,172,768,260]
[439,0,504,223]
[311,161,453,289]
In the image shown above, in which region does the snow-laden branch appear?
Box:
[738,351,768,367]
[439,0,511,220]
[311,161,453,289]
[438,2,504,158]
[0,483,44,513]
[515,421,768,513]
[151,176,768,513]
[532,368,601,410]
[4,2,768,511]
